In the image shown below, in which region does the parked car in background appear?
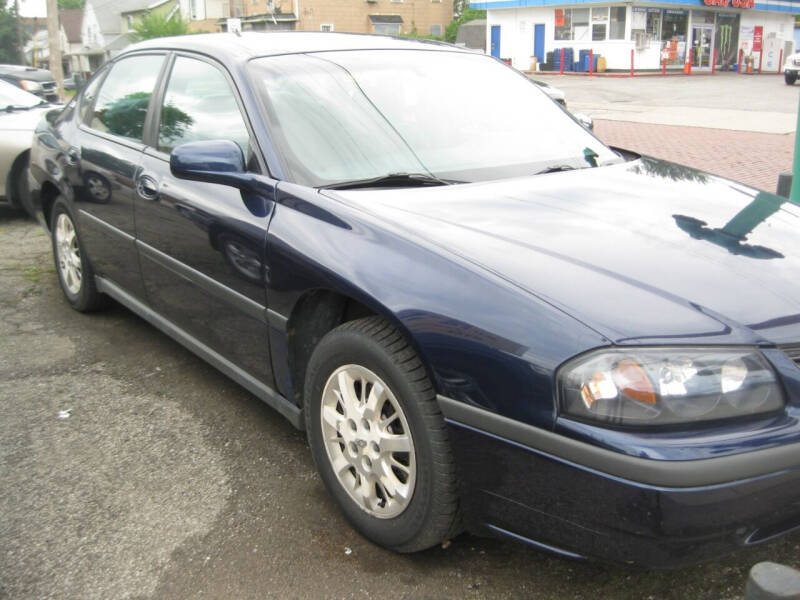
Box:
[0,80,53,209]
[784,52,800,84]
[0,65,59,102]
[26,32,800,568]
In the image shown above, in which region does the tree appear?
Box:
[130,12,188,41]
[0,3,21,63]
[57,0,85,9]
[444,8,486,44]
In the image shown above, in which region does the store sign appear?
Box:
[753,25,763,50]
[702,0,754,8]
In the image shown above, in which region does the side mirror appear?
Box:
[573,112,594,131]
[170,140,249,188]
[45,108,61,125]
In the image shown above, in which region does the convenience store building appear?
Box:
[471,0,800,72]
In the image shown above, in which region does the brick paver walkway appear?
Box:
[594,120,794,193]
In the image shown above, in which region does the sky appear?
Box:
[8,0,48,18]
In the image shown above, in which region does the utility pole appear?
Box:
[14,0,25,63]
[45,0,63,98]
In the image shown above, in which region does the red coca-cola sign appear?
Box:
[703,0,754,7]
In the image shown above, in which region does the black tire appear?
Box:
[305,316,461,552]
[50,198,108,312]
[785,72,797,85]
[7,152,29,210]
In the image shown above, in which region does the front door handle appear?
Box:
[136,174,159,201]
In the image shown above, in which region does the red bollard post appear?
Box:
[712,48,717,74]
[739,48,744,74]
[758,49,763,74]
[560,48,565,75]
[630,49,634,76]
[662,57,667,75]
[589,49,593,76]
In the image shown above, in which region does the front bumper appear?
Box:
[441,397,800,568]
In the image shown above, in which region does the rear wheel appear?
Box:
[51,199,107,312]
[785,71,797,85]
[305,316,461,552]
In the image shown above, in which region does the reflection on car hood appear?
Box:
[329,158,800,345]
[0,106,50,131]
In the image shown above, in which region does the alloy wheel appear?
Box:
[320,364,416,519]
[55,213,82,295]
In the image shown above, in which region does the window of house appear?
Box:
[158,56,252,159]
[430,24,442,37]
[374,23,401,35]
[320,23,334,32]
[88,54,164,142]
[609,6,626,39]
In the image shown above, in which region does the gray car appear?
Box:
[0,64,59,102]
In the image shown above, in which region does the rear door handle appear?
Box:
[136,174,159,201]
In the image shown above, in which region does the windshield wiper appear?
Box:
[323,172,458,191]
[533,165,577,175]
[4,104,36,112]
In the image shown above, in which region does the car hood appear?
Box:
[327,158,800,345]
[0,67,54,82]
[0,106,50,131]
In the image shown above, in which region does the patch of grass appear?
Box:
[22,265,56,284]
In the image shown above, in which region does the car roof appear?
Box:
[126,31,467,62]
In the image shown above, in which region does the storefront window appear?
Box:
[609,6,626,40]
[591,7,608,40]
[661,9,688,66]
[694,10,715,24]
[572,8,590,40]
[646,9,661,38]
[555,9,571,40]
[714,13,740,70]
[555,6,626,42]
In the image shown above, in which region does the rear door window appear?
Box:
[88,54,165,142]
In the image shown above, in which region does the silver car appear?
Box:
[0,80,53,209]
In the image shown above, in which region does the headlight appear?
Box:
[20,80,43,92]
[558,348,783,427]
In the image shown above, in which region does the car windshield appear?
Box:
[0,80,44,109]
[248,49,621,187]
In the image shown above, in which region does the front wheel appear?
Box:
[305,316,461,552]
[51,199,107,312]
[785,71,797,85]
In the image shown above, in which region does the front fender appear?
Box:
[266,182,608,430]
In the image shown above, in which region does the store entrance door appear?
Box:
[691,24,714,69]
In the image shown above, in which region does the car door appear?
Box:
[72,53,167,299]
[134,53,276,385]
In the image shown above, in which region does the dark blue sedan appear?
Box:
[25,32,800,567]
